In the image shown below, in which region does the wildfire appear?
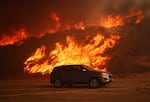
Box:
[48,12,61,34]
[23,10,144,75]
[0,10,144,47]
[24,33,120,75]
[74,21,85,30]
[0,28,27,46]
[0,9,144,75]
[100,10,144,28]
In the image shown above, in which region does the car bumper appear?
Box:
[101,73,113,83]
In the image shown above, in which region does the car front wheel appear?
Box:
[89,78,100,88]
[54,79,63,88]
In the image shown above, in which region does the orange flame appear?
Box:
[0,9,144,75]
[24,46,53,74]
[51,12,60,29]
[0,28,27,46]
[24,46,46,64]
[74,21,85,30]
[0,10,144,46]
[135,15,144,24]
[100,10,144,28]
[48,12,61,34]
[24,10,144,75]
[100,15,125,28]
[24,33,120,75]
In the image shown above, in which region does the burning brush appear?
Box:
[23,10,143,75]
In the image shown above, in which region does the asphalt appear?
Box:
[0,77,150,102]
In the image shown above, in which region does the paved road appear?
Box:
[0,78,150,102]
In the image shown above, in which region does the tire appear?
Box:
[54,79,63,88]
[89,78,100,88]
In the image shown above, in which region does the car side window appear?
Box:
[64,66,76,71]
[74,66,81,71]
[76,66,87,72]
[79,66,88,72]
[54,67,62,72]
[63,67,69,71]
[69,67,74,71]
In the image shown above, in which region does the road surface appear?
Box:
[0,77,150,102]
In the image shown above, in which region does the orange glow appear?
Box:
[100,10,144,28]
[24,10,144,75]
[51,12,60,29]
[0,28,27,46]
[135,15,144,24]
[24,46,51,74]
[74,21,85,30]
[24,33,120,75]
[100,15,125,28]
[48,12,61,34]
[0,9,144,75]
[24,46,46,64]
[0,10,144,46]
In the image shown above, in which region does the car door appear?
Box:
[62,66,77,82]
[72,66,91,83]
[63,65,87,83]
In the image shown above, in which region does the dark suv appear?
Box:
[50,65,112,88]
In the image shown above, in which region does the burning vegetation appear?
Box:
[24,33,120,75]
[0,28,27,46]
[23,10,143,75]
[0,0,149,77]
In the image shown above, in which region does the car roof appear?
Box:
[54,64,82,68]
[53,64,83,70]
[53,64,97,71]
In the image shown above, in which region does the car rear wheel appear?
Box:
[89,78,100,88]
[54,79,62,88]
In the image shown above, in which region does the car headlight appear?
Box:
[101,72,109,79]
